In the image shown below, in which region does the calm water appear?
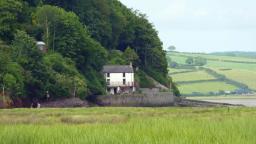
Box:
[202,99,256,107]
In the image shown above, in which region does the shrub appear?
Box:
[135,70,155,88]
[169,77,181,97]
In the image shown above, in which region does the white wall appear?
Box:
[105,73,134,87]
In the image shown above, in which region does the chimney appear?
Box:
[129,62,133,68]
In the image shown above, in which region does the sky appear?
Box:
[119,0,256,52]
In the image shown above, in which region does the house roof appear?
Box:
[103,65,134,73]
[36,41,46,46]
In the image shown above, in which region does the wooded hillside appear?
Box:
[0,0,170,105]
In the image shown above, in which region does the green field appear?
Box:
[171,70,216,82]
[168,52,256,96]
[168,68,194,74]
[178,81,238,95]
[168,55,187,64]
[206,60,256,71]
[215,69,256,90]
[0,108,256,144]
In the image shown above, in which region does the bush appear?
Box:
[144,66,170,87]
[135,70,155,88]
[82,66,106,96]
[43,53,88,99]
[107,50,126,65]
[194,57,207,66]
[169,77,180,97]
[185,57,194,65]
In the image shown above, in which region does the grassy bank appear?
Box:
[0,107,256,144]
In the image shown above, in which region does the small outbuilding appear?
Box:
[36,41,47,53]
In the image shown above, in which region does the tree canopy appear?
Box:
[0,0,171,106]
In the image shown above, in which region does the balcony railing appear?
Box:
[107,82,135,87]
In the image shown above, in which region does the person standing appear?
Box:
[46,91,50,101]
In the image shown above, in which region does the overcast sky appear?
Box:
[119,0,256,52]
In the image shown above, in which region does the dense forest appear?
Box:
[0,0,173,106]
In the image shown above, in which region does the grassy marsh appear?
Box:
[0,107,256,144]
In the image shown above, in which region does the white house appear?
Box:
[103,64,136,95]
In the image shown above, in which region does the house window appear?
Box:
[123,79,126,85]
[107,73,110,77]
[107,79,110,85]
[123,73,126,77]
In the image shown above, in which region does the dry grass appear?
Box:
[60,114,128,124]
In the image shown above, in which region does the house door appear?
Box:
[114,88,117,94]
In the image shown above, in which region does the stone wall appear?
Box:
[97,92,174,107]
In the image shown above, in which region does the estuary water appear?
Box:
[202,99,256,107]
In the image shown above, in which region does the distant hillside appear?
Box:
[167,51,256,96]
[210,51,256,59]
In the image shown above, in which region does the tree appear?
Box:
[11,31,42,66]
[0,0,174,102]
[194,57,207,66]
[43,53,88,99]
[35,5,107,68]
[43,1,170,86]
[3,63,24,98]
[11,30,49,99]
[43,0,125,50]
[24,0,42,6]
[123,47,139,65]
[0,40,25,99]
[107,50,126,65]
[3,74,16,94]
[118,11,169,86]
[167,45,176,52]
[35,5,107,95]
[34,5,61,49]
[169,77,180,97]
[186,57,194,65]
[0,41,10,72]
[0,0,23,42]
